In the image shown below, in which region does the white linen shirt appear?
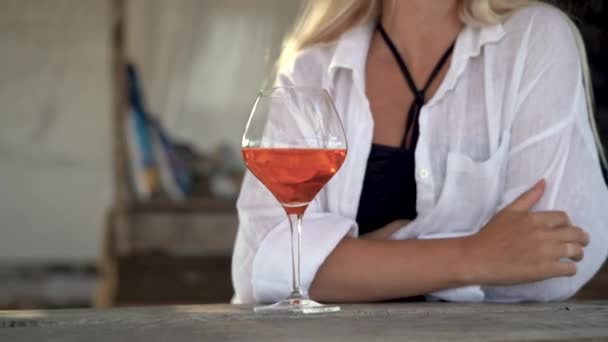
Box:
[232,5,608,304]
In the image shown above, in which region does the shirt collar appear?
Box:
[328,20,375,88]
[327,20,506,98]
[455,22,506,62]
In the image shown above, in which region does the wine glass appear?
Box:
[242,87,347,314]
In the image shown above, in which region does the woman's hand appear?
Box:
[463,180,590,285]
[360,219,411,240]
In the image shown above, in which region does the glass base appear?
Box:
[254,296,340,314]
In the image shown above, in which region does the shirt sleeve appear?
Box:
[483,10,608,302]
[231,51,358,304]
[232,173,357,304]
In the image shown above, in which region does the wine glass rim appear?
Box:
[258,86,330,98]
[244,86,348,151]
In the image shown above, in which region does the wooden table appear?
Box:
[2,302,608,341]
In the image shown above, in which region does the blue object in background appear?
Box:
[125,63,194,199]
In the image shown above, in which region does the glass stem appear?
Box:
[287,213,304,298]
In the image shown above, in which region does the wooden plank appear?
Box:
[96,208,237,307]
[1,302,608,341]
[113,254,233,305]
[125,212,237,255]
[110,0,131,208]
[125,198,236,214]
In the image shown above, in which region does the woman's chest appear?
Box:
[364,55,450,148]
[328,65,514,232]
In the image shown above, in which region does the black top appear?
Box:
[356,24,456,235]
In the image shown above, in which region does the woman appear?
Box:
[232,0,608,304]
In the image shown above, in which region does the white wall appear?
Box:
[0,0,300,260]
[0,0,112,260]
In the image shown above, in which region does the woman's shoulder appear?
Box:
[277,21,373,87]
[502,3,578,48]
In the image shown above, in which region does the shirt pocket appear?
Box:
[428,131,511,234]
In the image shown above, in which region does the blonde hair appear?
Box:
[278,0,607,167]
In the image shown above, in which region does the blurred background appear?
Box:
[0,0,606,310]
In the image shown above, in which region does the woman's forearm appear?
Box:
[309,237,474,303]
[309,181,589,303]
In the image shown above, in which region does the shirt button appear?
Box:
[419,169,429,179]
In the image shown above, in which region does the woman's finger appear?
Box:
[565,243,584,262]
[506,180,545,211]
[545,261,578,278]
[533,211,572,228]
[551,225,589,246]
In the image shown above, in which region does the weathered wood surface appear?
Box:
[2,302,608,341]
